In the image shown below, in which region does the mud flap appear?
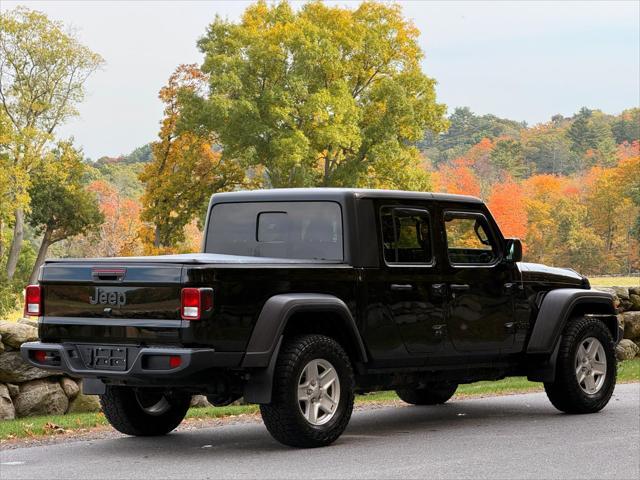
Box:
[527,337,561,383]
[82,377,106,395]
[243,336,283,404]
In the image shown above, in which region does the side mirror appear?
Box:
[505,238,523,263]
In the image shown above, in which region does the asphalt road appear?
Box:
[2,383,639,480]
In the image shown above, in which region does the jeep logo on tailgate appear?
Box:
[89,287,126,307]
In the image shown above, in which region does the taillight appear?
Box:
[24,285,42,317]
[169,355,182,368]
[33,350,47,363]
[181,288,213,320]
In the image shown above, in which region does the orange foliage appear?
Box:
[434,158,481,197]
[465,138,494,165]
[86,180,143,257]
[522,174,567,200]
[617,141,640,161]
[487,177,528,239]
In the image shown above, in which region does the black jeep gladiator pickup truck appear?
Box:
[21,188,622,447]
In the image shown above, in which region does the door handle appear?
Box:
[504,282,521,294]
[431,283,446,297]
[390,284,414,291]
[450,284,470,292]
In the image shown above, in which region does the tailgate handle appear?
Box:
[92,268,126,282]
[390,283,414,291]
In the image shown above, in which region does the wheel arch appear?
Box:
[242,293,367,368]
[526,288,619,382]
[242,293,367,404]
[527,288,618,355]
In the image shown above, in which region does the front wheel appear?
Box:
[260,334,355,448]
[100,386,191,436]
[544,316,616,414]
[396,382,458,405]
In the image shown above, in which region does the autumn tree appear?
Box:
[617,155,640,271]
[434,158,481,197]
[458,137,501,195]
[617,141,640,161]
[181,0,447,189]
[0,7,103,279]
[553,199,604,272]
[140,64,249,249]
[0,110,13,263]
[26,142,103,283]
[584,156,640,273]
[522,175,572,266]
[487,178,527,239]
[520,172,633,274]
[68,181,142,258]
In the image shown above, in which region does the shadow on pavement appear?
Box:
[96,393,567,458]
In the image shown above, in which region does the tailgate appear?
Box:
[39,262,184,344]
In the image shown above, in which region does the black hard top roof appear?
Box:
[211,188,482,204]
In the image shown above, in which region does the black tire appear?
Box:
[100,386,191,436]
[544,316,616,414]
[396,382,458,405]
[260,334,355,448]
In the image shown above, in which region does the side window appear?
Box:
[381,207,432,265]
[444,211,498,265]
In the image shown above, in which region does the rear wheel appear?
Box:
[100,386,191,436]
[260,334,354,448]
[544,316,616,414]
[396,382,458,405]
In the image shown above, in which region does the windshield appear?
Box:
[205,201,344,261]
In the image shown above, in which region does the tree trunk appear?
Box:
[323,156,330,186]
[6,208,24,281]
[154,225,161,248]
[28,230,52,285]
[0,218,5,261]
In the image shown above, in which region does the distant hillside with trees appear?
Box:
[1,2,638,316]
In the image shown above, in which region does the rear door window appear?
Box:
[380,207,433,265]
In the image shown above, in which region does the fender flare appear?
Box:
[242,293,368,368]
[242,293,367,404]
[526,288,618,382]
[526,288,617,356]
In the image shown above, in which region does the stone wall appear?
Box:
[0,320,101,420]
[594,286,640,360]
[1,285,638,420]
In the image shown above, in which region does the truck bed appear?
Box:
[44,253,342,266]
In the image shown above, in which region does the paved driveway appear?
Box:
[2,383,638,479]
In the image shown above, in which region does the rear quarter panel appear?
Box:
[182,264,358,351]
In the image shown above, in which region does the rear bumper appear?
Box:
[21,341,242,380]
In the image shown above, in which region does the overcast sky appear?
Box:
[3,0,639,160]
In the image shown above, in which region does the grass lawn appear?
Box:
[589,276,639,287]
[2,308,24,322]
[1,358,638,442]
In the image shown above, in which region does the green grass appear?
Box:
[2,308,24,322]
[1,358,638,442]
[185,403,259,420]
[0,412,110,440]
[589,276,639,287]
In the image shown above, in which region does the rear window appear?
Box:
[205,202,343,261]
